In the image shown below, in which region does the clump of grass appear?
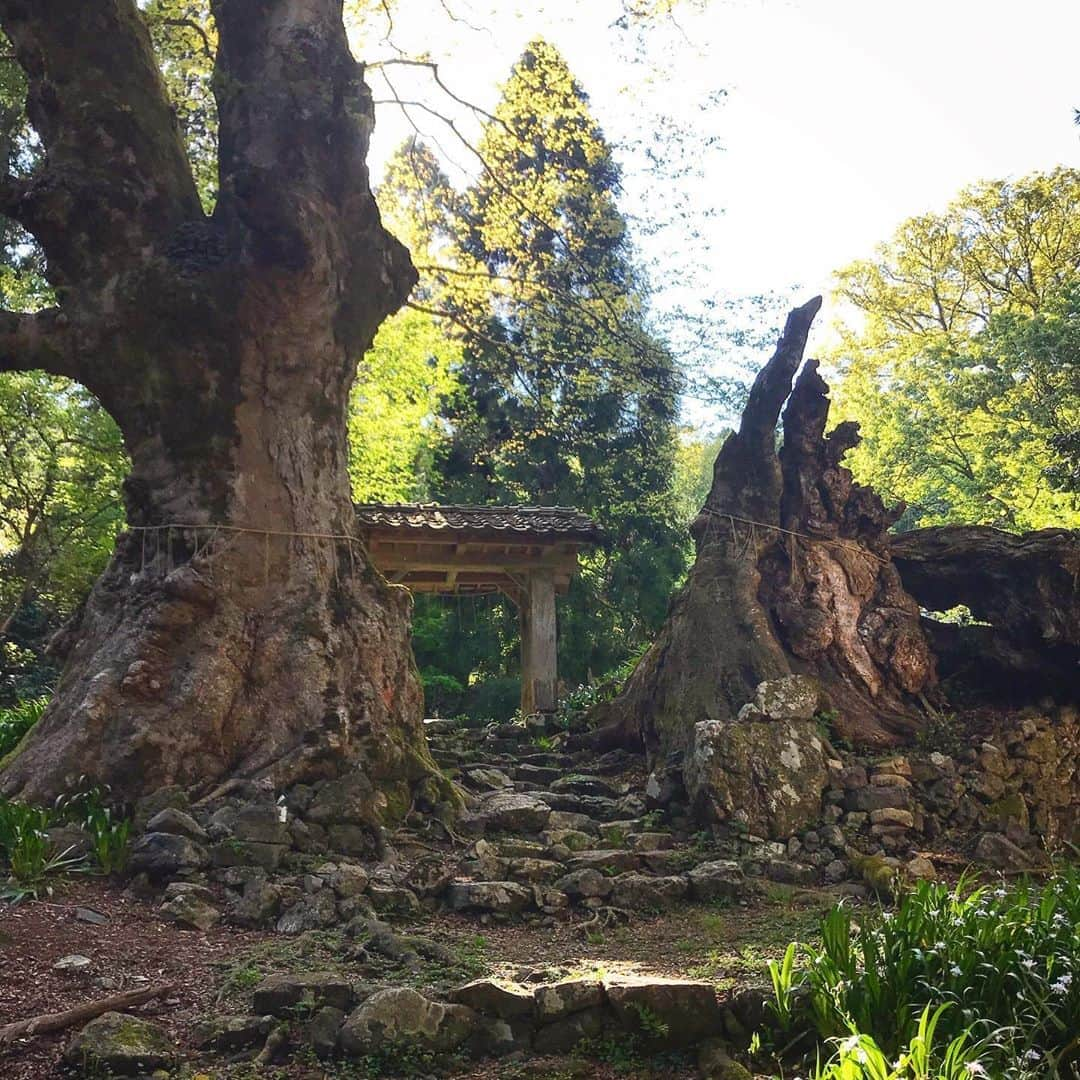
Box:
[0,695,49,758]
[770,873,1080,1074]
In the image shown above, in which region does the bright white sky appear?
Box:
[363,0,1080,409]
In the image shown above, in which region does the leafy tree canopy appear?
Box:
[832,167,1080,530]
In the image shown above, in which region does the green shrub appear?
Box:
[0,695,49,758]
[54,779,132,875]
[813,1006,985,1080]
[773,874,1080,1075]
[0,799,81,899]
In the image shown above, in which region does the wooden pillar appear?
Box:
[520,568,557,715]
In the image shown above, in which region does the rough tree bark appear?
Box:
[591,298,937,760]
[893,526,1079,703]
[0,0,438,810]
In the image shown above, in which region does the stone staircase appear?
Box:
[397,719,756,921]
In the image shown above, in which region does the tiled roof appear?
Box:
[354,503,602,543]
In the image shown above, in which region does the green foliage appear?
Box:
[0,798,82,899]
[0,373,128,703]
[833,168,1080,531]
[914,712,964,757]
[773,875,1080,1075]
[0,694,48,758]
[813,1006,984,1080]
[372,41,687,705]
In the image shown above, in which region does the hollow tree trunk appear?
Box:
[592,298,937,763]
[0,0,438,811]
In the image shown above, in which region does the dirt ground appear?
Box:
[0,872,846,1079]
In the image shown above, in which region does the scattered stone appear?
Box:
[160,891,221,931]
[229,878,282,927]
[444,881,533,916]
[567,850,640,875]
[451,978,535,1020]
[145,807,207,842]
[737,675,821,722]
[845,786,912,813]
[687,860,745,902]
[547,810,598,834]
[252,971,354,1017]
[306,1005,345,1058]
[605,975,722,1046]
[129,832,208,879]
[210,839,286,872]
[534,979,605,1022]
[549,775,624,799]
[823,859,849,884]
[74,907,108,926]
[191,1015,274,1052]
[905,855,936,880]
[974,831,1039,871]
[869,807,915,829]
[627,832,673,852]
[339,988,476,1055]
[47,825,92,860]
[53,954,91,972]
[276,889,338,934]
[63,1013,176,1075]
[533,1007,607,1053]
[610,872,689,911]
[463,791,552,834]
[328,864,369,898]
[554,868,612,901]
[368,882,421,916]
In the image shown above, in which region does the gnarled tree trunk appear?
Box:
[893,525,1079,704]
[0,0,436,809]
[592,298,937,763]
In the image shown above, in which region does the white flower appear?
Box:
[1021,957,1037,971]
[1052,975,1073,993]
[1023,1049,1041,1063]
[950,964,962,976]
[966,1062,988,1077]
[994,888,1007,898]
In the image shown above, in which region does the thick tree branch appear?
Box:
[0,0,201,285]
[0,308,79,380]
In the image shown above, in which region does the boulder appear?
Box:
[974,832,1042,871]
[554,868,613,901]
[210,839,286,872]
[229,878,282,927]
[252,971,354,1016]
[610,873,689,911]
[329,864,370,899]
[160,891,221,931]
[128,832,208,878]
[145,807,207,842]
[533,1006,608,1053]
[738,675,821,722]
[534,978,605,1022]
[685,715,828,840]
[306,1005,345,1058]
[444,881,533,915]
[276,890,338,934]
[450,978,535,1020]
[191,1015,274,1052]
[339,988,476,1055]
[63,1013,176,1075]
[462,790,551,834]
[605,975,723,1046]
[687,860,746,902]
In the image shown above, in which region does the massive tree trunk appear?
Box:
[0,1,436,807]
[592,298,937,760]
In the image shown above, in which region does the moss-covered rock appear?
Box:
[63,1012,176,1075]
[685,713,828,839]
